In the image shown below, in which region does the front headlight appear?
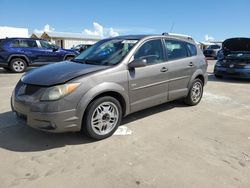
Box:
[41,83,80,101]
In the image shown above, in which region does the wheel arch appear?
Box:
[8,54,30,66]
[76,82,130,127]
[188,69,206,89]
[63,54,75,60]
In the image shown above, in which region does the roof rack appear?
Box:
[162,32,194,41]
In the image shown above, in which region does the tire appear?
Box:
[214,74,223,79]
[82,96,122,140]
[10,58,27,73]
[65,56,74,61]
[184,79,203,106]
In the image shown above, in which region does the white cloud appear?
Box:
[33,24,55,34]
[84,22,104,37]
[205,34,215,42]
[108,28,119,37]
[83,22,119,38]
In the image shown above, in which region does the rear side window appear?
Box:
[19,40,38,48]
[186,43,197,56]
[11,40,38,48]
[164,40,188,60]
[134,39,164,65]
[11,40,19,47]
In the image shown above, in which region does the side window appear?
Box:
[11,40,20,48]
[164,40,188,60]
[40,40,53,49]
[134,39,164,65]
[186,43,197,56]
[26,40,38,48]
[19,40,29,48]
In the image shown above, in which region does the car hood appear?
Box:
[223,38,250,52]
[21,61,109,86]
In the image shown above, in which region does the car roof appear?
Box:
[2,37,46,41]
[110,34,196,44]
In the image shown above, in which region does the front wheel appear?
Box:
[184,79,203,106]
[82,96,122,140]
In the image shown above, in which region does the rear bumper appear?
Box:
[11,93,81,133]
[214,66,250,78]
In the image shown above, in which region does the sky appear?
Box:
[0,0,250,41]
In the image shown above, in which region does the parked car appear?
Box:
[214,37,250,79]
[71,44,92,53]
[11,34,208,140]
[203,44,221,59]
[0,38,79,73]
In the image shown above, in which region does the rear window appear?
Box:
[208,45,220,49]
[186,43,197,56]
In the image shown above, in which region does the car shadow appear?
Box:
[207,72,250,84]
[0,101,186,152]
[0,67,34,74]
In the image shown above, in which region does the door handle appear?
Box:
[160,67,168,72]
[189,62,194,67]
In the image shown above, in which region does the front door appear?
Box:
[128,39,169,113]
[36,40,62,63]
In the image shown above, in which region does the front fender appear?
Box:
[76,82,130,124]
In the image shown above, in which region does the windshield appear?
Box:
[73,38,138,66]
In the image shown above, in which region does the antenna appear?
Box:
[170,22,175,32]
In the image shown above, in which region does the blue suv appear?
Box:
[0,38,79,73]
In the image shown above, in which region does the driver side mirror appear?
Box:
[52,46,59,52]
[128,59,147,69]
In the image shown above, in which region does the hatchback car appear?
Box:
[214,37,250,79]
[0,38,78,73]
[203,44,221,59]
[11,34,208,140]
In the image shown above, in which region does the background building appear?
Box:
[31,31,100,49]
[0,26,28,39]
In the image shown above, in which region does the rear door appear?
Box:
[10,39,39,63]
[128,39,169,113]
[164,39,196,100]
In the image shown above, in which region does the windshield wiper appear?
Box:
[84,59,100,65]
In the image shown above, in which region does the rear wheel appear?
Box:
[10,58,27,73]
[184,79,203,106]
[82,96,122,140]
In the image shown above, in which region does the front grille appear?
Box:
[221,60,249,68]
[25,84,41,95]
[15,81,42,96]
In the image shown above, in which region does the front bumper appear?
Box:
[11,93,81,133]
[214,66,250,78]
